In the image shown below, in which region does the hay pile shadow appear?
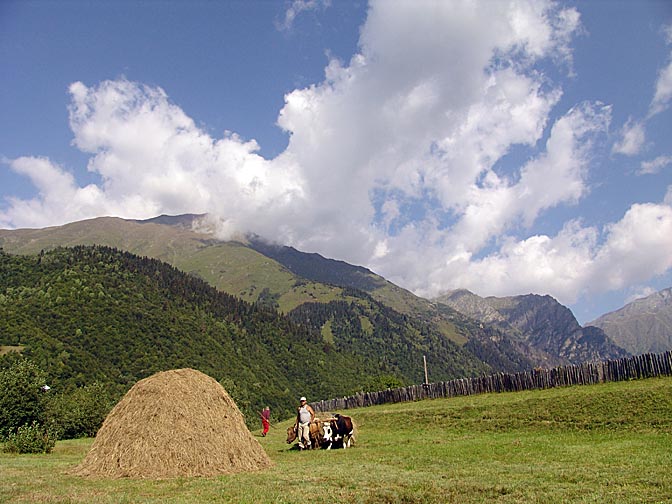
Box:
[73,368,272,479]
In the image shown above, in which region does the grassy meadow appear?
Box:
[2,377,671,503]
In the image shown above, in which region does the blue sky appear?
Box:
[1,0,671,324]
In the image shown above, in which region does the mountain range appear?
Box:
[1,214,670,394]
[434,289,628,366]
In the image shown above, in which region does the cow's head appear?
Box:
[322,423,333,442]
[286,426,297,444]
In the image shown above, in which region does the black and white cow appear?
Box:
[322,413,354,449]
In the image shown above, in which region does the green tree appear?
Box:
[360,374,405,393]
[0,357,48,438]
[44,382,116,438]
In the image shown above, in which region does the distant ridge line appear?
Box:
[310,351,672,413]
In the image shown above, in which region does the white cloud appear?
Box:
[612,118,645,156]
[442,101,609,253]
[439,219,600,304]
[0,157,110,229]
[625,286,657,305]
[515,102,610,222]
[664,23,672,45]
[591,203,672,292]
[275,0,581,261]
[2,79,306,233]
[665,185,672,205]
[649,23,672,117]
[405,202,672,307]
[277,0,330,31]
[638,154,672,175]
[649,61,672,117]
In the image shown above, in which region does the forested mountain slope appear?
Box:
[0,216,537,372]
[0,246,490,420]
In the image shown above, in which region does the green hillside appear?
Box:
[0,217,309,306]
[0,217,373,319]
[288,290,489,382]
[0,216,536,373]
[0,246,489,422]
[0,246,356,420]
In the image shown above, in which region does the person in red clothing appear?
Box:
[260,406,270,436]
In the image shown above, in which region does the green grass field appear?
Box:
[2,377,671,503]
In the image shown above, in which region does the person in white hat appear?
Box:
[293,396,315,449]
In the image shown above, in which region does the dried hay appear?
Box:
[73,368,272,479]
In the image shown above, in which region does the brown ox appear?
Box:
[286,420,324,449]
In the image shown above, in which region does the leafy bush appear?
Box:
[44,382,116,438]
[0,357,48,439]
[3,421,57,454]
[360,374,405,393]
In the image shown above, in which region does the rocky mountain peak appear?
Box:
[434,291,628,365]
[588,287,672,354]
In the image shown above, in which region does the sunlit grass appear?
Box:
[2,377,671,503]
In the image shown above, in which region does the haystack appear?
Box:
[73,368,272,478]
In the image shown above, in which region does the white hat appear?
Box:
[300,396,307,401]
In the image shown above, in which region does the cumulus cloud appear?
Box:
[274,0,583,261]
[2,79,305,232]
[591,203,672,292]
[406,202,672,306]
[2,0,671,312]
[428,220,599,303]
[0,157,108,229]
[440,101,610,254]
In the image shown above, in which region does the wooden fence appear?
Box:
[310,351,672,413]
